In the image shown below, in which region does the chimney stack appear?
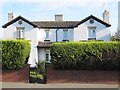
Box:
[55,14,63,21]
[103,10,109,23]
[8,12,14,21]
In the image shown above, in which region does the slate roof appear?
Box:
[32,21,80,28]
[2,15,111,28]
[37,42,52,48]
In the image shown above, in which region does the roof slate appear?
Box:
[32,15,111,28]
[32,21,80,28]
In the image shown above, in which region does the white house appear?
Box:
[2,10,111,67]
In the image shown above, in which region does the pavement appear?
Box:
[0,82,119,89]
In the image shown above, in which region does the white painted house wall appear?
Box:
[38,48,51,61]
[37,28,74,42]
[74,19,110,41]
[74,24,88,41]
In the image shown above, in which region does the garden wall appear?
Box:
[47,64,119,84]
[2,64,30,83]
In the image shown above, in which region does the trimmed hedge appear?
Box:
[1,40,30,70]
[51,41,120,70]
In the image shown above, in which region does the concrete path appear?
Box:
[0,82,119,89]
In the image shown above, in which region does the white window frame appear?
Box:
[87,26,96,39]
[88,29,96,38]
[45,50,49,62]
[16,27,25,39]
[63,29,68,40]
[45,29,50,40]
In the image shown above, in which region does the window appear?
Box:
[18,20,23,25]
[88,26,96,40]
[88,29,96,39]
[63,29,68,40]
[46,53,49,61]
[45,51,49,62]
[45,29,50,40]
[16,27,24,39]
[89,19,94,24]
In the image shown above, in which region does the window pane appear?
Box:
[16,27,24,39]
[46,53,49,61]
[45,31,49,39]
[63,31,67,40]
[88,30,96,38]
[90,19,94,24]
[20,29,24,38]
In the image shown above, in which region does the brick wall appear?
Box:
[1,64,30,83]
[47,64,119,84]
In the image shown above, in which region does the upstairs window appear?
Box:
[45,29,50,40]
[63,29,68,40]
[16,27,25,39]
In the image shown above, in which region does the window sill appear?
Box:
[16,38,25,40]
[62,40,69,42]
[88,38,96,40]
[44,40,50,41]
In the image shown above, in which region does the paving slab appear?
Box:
[1,82,119,89]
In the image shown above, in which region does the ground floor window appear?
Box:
[45,50,49,62]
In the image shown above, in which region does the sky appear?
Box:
[0,0,119,38]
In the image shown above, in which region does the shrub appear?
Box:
[29,61,47,84]
[1,40,30,70]
[50,41,120,70]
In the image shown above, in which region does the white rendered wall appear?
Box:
[37,28,74,42]
[38,48,51,62]
[74,24,88,41]
[74,19,110,41]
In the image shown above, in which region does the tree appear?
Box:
[113,28,120,41]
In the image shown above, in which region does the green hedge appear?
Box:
[1,40,30,70]
[51,41,120,70]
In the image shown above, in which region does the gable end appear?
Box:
[2,16,38,28]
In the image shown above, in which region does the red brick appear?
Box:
[47,64,119,84]
[2,64,30,83]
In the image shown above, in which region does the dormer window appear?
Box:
[89,19,94,24]
[16,27,25,39]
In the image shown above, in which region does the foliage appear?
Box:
[30,71,44,79]
[111,35,120,41]
[114,29,120,40]
[50,41,120,70]
[1,40,30,70]
[37,60,46,74]
[29,61,47,84]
